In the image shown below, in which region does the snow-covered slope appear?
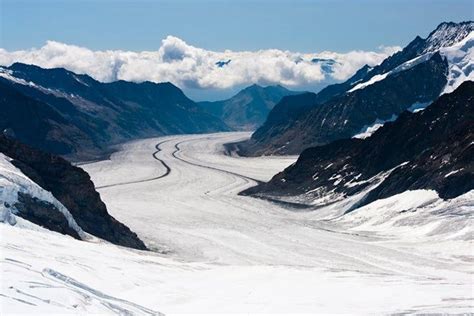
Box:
[0,153,86,239]
[337,189,473,240]
[352,114,397,139]
[1,224,163,315]
[440,31,474,93]
[423,21,474,53]
[351,25,474,96]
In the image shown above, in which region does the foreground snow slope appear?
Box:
[2,132,473,314]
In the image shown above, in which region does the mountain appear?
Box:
[242,81,474,210]
[235,21,473,156]
[0,133,147,250]
[0,63,229,159]
[0,80,93,155]
[198,84,300,130]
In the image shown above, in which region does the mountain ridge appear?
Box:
[0,63,229,160]
[242,81,474,210]
[198,84,301,130]
[234,21,473,156]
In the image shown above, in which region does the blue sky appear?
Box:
[1,0,472,52]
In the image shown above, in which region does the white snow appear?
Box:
[0,67,38,87]
[348,72,389,92]
[338,189,474,241]
[2,132,473,314]
[439,31,474,94]
[352,114,397,139]
[445,169,463,178]
[73,74,90,87]
[423,22,474,53]
[347,30,474,95]
[392,31,474,95]
[352,122,384,139]
[407,101,431,113]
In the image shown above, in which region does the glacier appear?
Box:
[1,132,472,314]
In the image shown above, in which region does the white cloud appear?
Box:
[0,37,401,90]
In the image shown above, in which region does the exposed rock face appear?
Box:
[0,63,228,160]
[237,21,473,156]
[198,84,300,130]
[0,80,89,155]
[242,81,474,209]
[13,192,82,239]
[0,134,147,250]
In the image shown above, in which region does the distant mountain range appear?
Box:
[0,63,229,160]
[242,81,474,209]
[0,62,301,159]
[234,21,473,156]
[198,84,300,130]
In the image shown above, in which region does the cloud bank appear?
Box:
[0,37,400,90]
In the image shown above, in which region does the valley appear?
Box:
[0,10,473,314]
[3,132,470,314]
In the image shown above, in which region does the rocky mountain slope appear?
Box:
[0,133,147,250]
[0,80,95,156]
[242,81,474,210]
[236,21,473,156]
[0,63,228,160]
[198,84,300,130]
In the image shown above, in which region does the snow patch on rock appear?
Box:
[348,73,388,92]
[352,114,397,139]
[347,28,474,95]
[0,153,86,238]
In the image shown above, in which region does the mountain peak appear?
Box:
[9,62,78,77]
[243,83,291,93]
[247,83,262,89]
[7,62,99,89]
[424,21,474,53]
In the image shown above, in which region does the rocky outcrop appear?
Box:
[0,134,148,250]
[13,192,82,239]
